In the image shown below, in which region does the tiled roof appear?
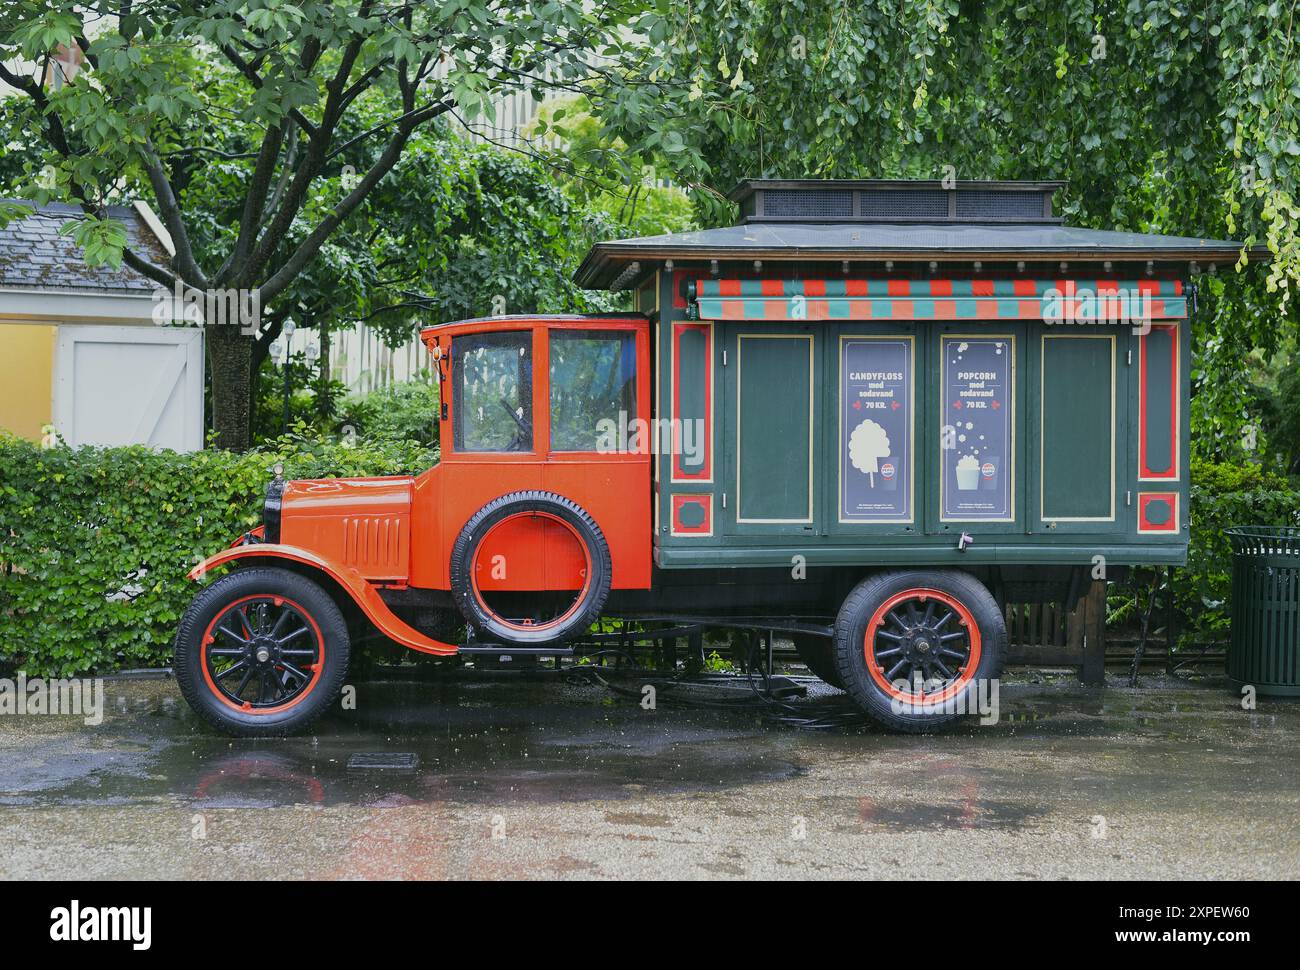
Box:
[0,201,173,292]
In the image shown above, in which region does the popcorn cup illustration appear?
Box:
[956,454,981,491]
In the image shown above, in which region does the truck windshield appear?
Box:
[454,331,533,452]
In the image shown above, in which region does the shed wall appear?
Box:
[653,268,1190,569]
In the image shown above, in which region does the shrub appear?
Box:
[1174,458,1300,643]
[336,377,439,448]
[0,431,436,677]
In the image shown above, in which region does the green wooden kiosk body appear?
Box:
[575,181,1258,586]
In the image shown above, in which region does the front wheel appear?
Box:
[833,570,1005,732]
[174,567,351,737]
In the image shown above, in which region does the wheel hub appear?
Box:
[249,636,276,665]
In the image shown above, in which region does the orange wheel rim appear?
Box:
[200,594,324,715]
[864,587,981,705]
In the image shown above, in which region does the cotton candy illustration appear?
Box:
[849,419,891,486]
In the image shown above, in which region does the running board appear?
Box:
[458,644,576,657]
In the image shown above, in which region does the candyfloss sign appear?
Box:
[841,338,912,522]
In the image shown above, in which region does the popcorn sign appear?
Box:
[942,336,1012,521]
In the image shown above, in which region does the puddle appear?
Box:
[1,672,1297,816]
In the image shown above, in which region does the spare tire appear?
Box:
[449,490,611,645]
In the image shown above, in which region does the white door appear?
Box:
[54,324,204,451]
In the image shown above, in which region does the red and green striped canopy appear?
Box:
[689,278,1186,322]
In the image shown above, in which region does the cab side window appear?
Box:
[453,331,533,452]
[549,330,636,452]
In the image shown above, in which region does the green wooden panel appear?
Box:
[1041,335,1114,520]
[737,335,812,522]
[677,327,707,477]
[1142,326,1175,476]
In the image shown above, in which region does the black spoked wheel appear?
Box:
[869,593,976,695]
[175,567,351,737]
[203,595,323,712]
[833,570,1005,733]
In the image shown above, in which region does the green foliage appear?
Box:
[336,378,440,449]
[0,431,435,677]
[702,649,736,673]
[0,1,657,448]
[600,0,1300,454]
[0,0,638,279]
[530,95,696,238]
[1175,457,1300,642]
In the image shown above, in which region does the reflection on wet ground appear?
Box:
[0,670,1296,879]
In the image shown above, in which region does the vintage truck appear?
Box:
[178,179,1260,735]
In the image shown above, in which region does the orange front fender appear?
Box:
[189,544,458,656]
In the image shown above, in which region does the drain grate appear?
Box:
[346,752,421,771]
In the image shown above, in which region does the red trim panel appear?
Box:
[1137,492,1180,534]
[671,321,713,482]
[1139,323,1180,480]
[670,494,713,536]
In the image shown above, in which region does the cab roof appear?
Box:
[419,313,647,342]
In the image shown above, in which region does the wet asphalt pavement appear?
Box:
[0,668,1296,880]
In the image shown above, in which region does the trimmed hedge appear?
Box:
[0,431,435,677]
[2,434,1296,675]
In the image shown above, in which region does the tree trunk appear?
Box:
[317,326,332,420]
[207,324,254,452]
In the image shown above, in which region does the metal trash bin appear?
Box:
[1226,526,1300,697]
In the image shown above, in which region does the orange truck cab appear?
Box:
[178,179,1263,737]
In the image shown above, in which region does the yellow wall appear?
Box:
[0,323,55,440]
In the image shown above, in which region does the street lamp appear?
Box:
[279,319,296,434]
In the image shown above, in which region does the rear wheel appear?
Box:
[834,569,1004,732]
[175,567,350,737]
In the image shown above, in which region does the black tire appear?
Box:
[791,633,844,689]
[175,567,351,737]
[449,490,611,645]
[833,569,1005,733]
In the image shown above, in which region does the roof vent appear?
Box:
[729,179,1062,225]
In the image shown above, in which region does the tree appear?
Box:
[0,0,643,450]
[598,0,1300,459]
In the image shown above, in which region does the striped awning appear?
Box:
[689,278,1186,322]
